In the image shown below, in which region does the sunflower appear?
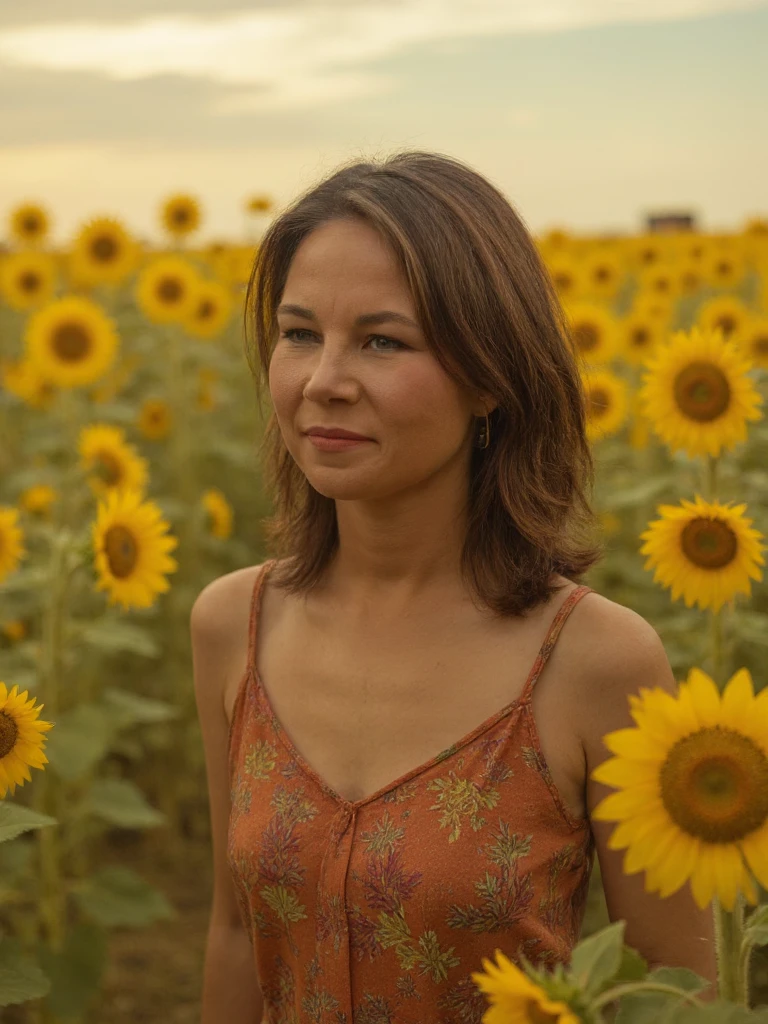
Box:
[541,227,571,250]
[8,202,50,246]
[580,251,623,301]
[639,494,765,612]
[702,247,747,290]
[68,216,139,287]
[639,326,763,458]
[20,484,58,517]
[160,193,202,239]
[632,235,668,270]
[734,315,768,369]
[0,357,56,409]
[471,948,581,1024]
[591,667,768,912]
[135,255,199,324]
[637,264,681,304]
[697,294,751,341]
[92,487,178,610]
[246,194,274,214]
[138,398,173,440]
[0,250,57,311]
[630,293,674,328]
[0,682,54,798]
[25,295,119,389]
[545,254,584,304]
[228,245,258,289]
[564,302,619,364]
[1,620,27,643]
[78,424,150,498]
[183,279,233,339]
[581,368,629,442]
[0,507,25,582]
[202,489,233,539]
[677,257,706,296]
[744,217,768,237]
[619,311,666,367]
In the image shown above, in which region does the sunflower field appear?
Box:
[1,195,768,1022]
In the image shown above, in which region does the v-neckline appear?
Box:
[246,560,589,811]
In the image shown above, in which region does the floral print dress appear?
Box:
[228,559,596,1024]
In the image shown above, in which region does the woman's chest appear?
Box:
[225,579,588,823]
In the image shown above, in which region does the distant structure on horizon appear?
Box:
[646,211,698,233]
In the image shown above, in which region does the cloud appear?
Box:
[0,0,765,112]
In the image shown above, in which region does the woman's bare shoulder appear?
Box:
[190,563,266,646]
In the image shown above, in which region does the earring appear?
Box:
[473,410,490,449]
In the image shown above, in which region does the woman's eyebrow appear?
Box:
[276,304,419,330]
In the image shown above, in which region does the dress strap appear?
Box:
[246,559,278,670]
[519,584,592,704]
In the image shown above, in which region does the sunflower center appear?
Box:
[23,215,41,233]
[573,323,599,352]
[524,999,561,1024]
[680,516,738,569]
[660,726,768,842]
[588,387,610,418]
[52,321,91,362]
[91,235,118,262]
[654,277,671,293]
[631,327,650,348]
[104,525,138,578]
[0,711,18,759]
[172,208,190,226]
[714,314,737,336]
[157,276,183,304]
[595,266,610,282]
[673,361,730,421]
[716,260,732,277]
[197,300,215,320]
[640,248,658,265]
[554,271,572,291]
[753,335,768,355]
[20,271,41,293]
[94,450,123,486]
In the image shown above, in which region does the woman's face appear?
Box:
[269,216,485,502]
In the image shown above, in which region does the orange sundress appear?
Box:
[228,559,596,1023]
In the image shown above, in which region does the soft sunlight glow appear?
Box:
[0,0,764,111]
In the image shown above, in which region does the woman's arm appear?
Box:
[191,573,265,1023]
[573,599,719,1002]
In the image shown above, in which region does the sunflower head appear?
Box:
[565,302,619,365]
[78,424,150,497]
[639,494,765,613]
[9,202,50,246]
[24,295,120,390]
[69,216,139,287]
[591,667,768,912]
[471,948,582,1024]
[246,194,274,214]
[0,507,26,583]
[160,194,202,238]
[138,398,173,440]
[581,368,630,443]
[0,251,58,311]
[0,682,54,798]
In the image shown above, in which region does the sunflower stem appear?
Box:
[32,528,71,955]
[591,979,706,1012]
[713,892,748,1004]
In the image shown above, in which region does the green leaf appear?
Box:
[568,919,626,997]
[45,703,113,781]
[0,566,51,594]
[75,618,160,658]
[74,866,175,928]
[37,922,107,1018]
[101,686,179,729]
[744,903,768,948]
[0,938,50,1007]
[82,777,165,829]
[0,803,57,844]
[0,837,34,890]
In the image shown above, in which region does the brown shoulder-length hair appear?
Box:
[244,149,604,617]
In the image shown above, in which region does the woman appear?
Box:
[191,150,716,1023]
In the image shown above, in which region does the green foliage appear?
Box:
[0,939,50,1007]
[73,867,175,928]
[36,923,107,1019]
[0,803,57,844]
[80,777,166,829]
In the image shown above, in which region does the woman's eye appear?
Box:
[279,329,404,351]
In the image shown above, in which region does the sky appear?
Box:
[1,0,767,246]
